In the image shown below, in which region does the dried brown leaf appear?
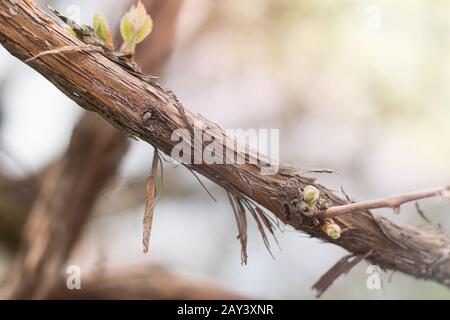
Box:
[312,250,373,297]
[142,150,159,253]
[228,193,248,265]
[254,206,276,235]
[242,199,274,258]
[236,198,248,265]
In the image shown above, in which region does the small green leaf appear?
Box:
[120,1,153,55]
[64,26,77,37]
[93,12,113,49]
[120,14,134,52]
[135,15,153,44]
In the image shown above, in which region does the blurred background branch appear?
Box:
[48,264,246,300]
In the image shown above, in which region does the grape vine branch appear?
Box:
[0,0,448,294]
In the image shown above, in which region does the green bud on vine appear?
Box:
[120,1,153,55]
[303,185,320,205]
[64,25,77,37]
[322,219,341,240]
[93,12,114,49]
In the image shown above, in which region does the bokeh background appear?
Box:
[0,0,449,299]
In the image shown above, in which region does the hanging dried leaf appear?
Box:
[254,206,277,237]
[312,250,373,297]
[227,193,248,265]
[242,199,274,258]
[142,150,159,253]
[236,197,248,265]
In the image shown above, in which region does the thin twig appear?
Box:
[415,202,432,224]
[340,185,352,202]
[313,186,450,219]
[25,45,101,63]
[186,166,217,202]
